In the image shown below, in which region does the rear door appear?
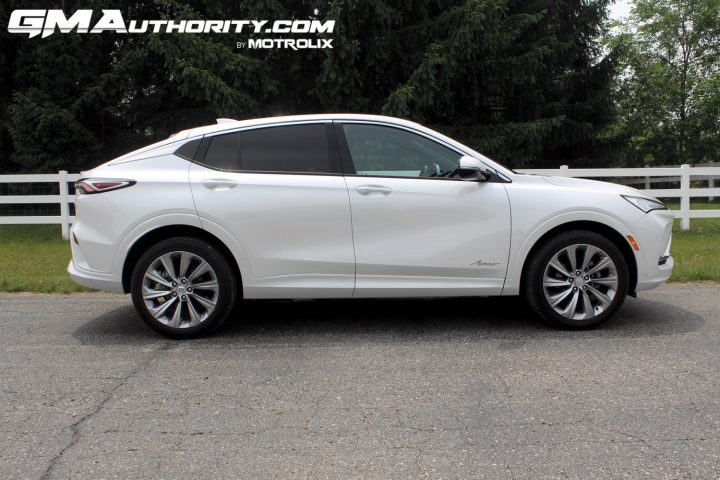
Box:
[189,122,355,298]
[337,122,511,296]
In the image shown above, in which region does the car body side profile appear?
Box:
[68,114,674,337]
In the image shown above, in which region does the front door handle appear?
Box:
[355,185,393,196]
[202,179,238,191]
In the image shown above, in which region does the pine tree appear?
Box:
[318,0,617,168]
[0,0,616,172]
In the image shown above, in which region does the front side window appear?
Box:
[342,124,461,178]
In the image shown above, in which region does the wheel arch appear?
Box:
[518,220,638,296]
[121,225,242,294]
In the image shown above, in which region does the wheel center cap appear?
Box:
[177,285,187,295]
[574,277,584,287]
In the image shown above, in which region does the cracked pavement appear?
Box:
[1,283,719,479]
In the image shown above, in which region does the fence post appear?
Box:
[559,165,569,177]
[644,165,650,191]
[680,164,690,231]
[710,161,715,202]
[58,170,70,240]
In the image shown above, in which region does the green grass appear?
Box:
[0,208,718,292]
[664,201,720,282]
[0,225,90,293]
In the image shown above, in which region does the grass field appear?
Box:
[663,201,720,282]
[0,225,89,293]
[0,212,718,292]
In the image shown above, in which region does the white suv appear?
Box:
[68,114,673,337]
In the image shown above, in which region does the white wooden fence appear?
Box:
[0,171,79,239]
[0,165,718,238]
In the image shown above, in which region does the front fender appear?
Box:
[502,210,644,295]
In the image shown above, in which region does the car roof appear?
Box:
[109,114,513,178]
[174,114,425,139]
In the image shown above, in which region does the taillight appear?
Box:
[76,179,136,194]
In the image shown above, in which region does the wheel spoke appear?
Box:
[186,298,203,326]
[160,253,177,281]
[143,286,171,300]
[587,285,612,306]
[187,260,211,282]
[145,270,173,289]
[580,245,598,271]
[586,255,613,276]
[150,296,177,318]
[179,252,191,278]
[580,290,594,319]
[190,293,216,310]
[549,258,572,278]
[590,275,618,287]
[543,278,571,288]
[169,300,183,328]
[191,279,219,291]
[561,290,580,317]
[548,286,574,307]
[565,245,579,271]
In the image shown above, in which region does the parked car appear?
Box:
[68,114,674,337]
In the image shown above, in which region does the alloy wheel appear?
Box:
[542,243,619,321]
[141,251,219,328]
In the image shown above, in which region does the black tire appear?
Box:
[130,237,237,338]
[523,230,629,328]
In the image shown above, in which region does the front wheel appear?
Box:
[130,237,237,338]
[524,231,629,328]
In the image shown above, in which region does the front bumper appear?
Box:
[635,255,673,291]
[67,260,124,293]
[632,209,674,292]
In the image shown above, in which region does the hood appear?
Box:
[537,175,652,199]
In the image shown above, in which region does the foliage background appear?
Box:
[0,0,717,173]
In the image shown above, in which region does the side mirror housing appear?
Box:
[458,156,491,182]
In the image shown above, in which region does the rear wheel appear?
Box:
[524,231,629,328]
[130,237,237,338]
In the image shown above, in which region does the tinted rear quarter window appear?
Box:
[240,124,340,174]
[174,138,202,161]
[202,133,240,170]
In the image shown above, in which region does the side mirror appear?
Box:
[458,156,491,182]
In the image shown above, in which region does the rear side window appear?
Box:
[196,124,340,174]
[201,133,240,170]
[239,124,340,174]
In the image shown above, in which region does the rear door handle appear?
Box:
[202,179,238,191]
[355,185,393,196]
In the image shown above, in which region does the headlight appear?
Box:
[621,195,667,213]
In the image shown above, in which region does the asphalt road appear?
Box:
[1,284,719,479]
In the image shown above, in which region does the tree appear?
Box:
[2,0,279,173]
[0,0,617,172]
[318,0,617,167]
[606,0,720,166]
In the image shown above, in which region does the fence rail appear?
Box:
[0,165,718,237]
[0,171,79,239]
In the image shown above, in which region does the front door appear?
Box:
[337,122,511,296]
